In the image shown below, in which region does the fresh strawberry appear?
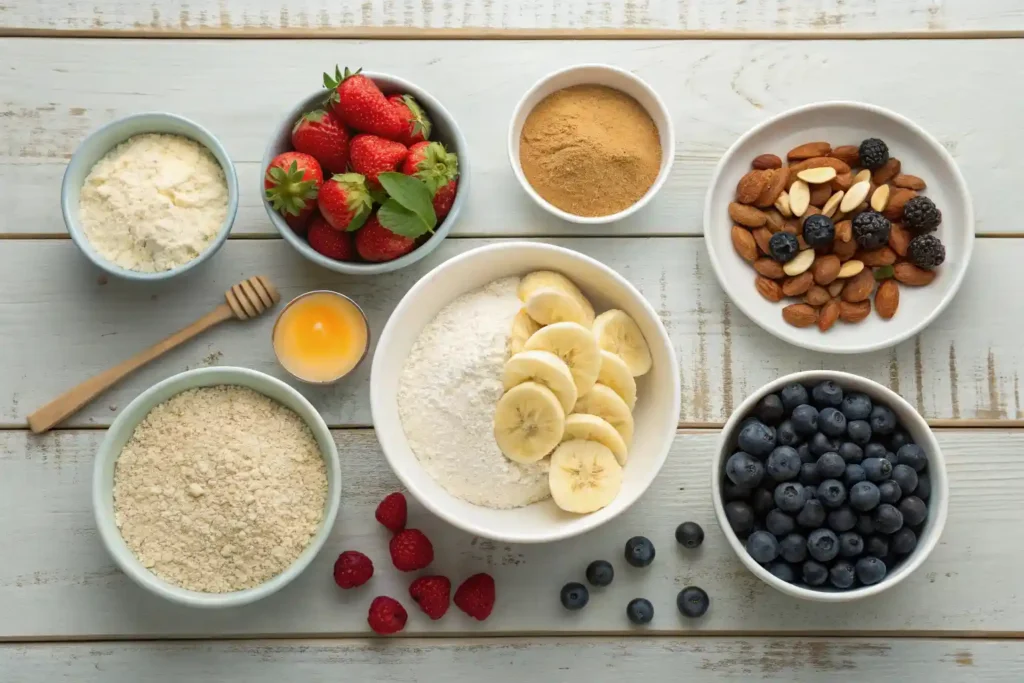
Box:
[432,178,458,220]
[401,141,459,219]
[349,134,408,188]
[324,66,405,140]
[388,528,434,571]
[375,492,407,533]
[317,173,372,231]
[307,216,357,261]
[264,152,323,226]
[367,596,407,635]
[388,94,432,146]
[355,214,416,263]
[291,109,351,175]
[333,550,374,589]
[284,207,315,236]
[454,573,495,621]
[409,576,451,620]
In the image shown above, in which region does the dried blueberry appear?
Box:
[852,211,892,250]
[890,527,918,555]
[827,506,857,533]
[869,405,897,435]
[846,420,872,445]
[802,560,829,586]
[862,457,893,483]
[774,482,809,513]
[891,464,918,494]
[766,446,802,482]
[898,496,928,527]
[791,404,819,436]
[796,498,826,529]
[755,394,785,425]
[769,232,800,263]
[766,509,796,537]
[802,214,835,248]
[838,531,864,558]
[724,501,755,535]
[844,463,867,488]
[816,452,846,479]
[858,138,889,170]
[807,528,840,562]
[817,479,847,509]
[829,560,857,589]
[877,480,902,505]
[839,442,864,464]
[855,556,887,585]
[818,407,847,437]
[746,530,780,563]
[873,503,904,534]
[897,444,928,472]
[849,481,881,512]
[780,533,808,563]
[726,451,764,488]
[840,392,873,421]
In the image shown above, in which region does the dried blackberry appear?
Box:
[802,214,835,248]
[907,234,945,269]
[858,138,889,170]
[769,232,800,263]
[852,211,892,250]
[902,196,942,233]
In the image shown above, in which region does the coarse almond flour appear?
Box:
[112,385,328,593]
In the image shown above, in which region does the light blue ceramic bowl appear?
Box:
[262,72,469,275]
[62,112,239,281]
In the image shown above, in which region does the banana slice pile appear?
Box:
[493,270,653,515]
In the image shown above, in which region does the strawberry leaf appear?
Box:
[378,199,432,238]
[368,186,390,206]
[378,172,436,230]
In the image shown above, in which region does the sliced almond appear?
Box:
[853,169,871,185]
[774,191,792,217]
[789,180,811,217]
[796,167,838,184]
[782,249,815,276]
[870,184,890,212]
[840,181,870,213]
[822,191,844,218]
[837,259,865,279]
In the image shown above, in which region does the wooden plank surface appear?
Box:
[4,637,1021,680]
[0,428,1019,638]
[2,38,1021,237]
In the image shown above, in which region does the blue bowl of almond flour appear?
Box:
[62,112,239,282]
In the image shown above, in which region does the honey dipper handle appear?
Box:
[26,303,235,434]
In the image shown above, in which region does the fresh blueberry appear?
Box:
[839,442,864,464]
[891,464,918,494]
[797,443,814,463]
[769,232,801,263]
[865,535,889,559]
[766,446,802,482]
[844,464,867,488]
[676,586,710,618]
[898,496,928,527]
[675,522,705,549]
[816,452,846,478]
[809,433,841,457]
[884,451,899,467]
[791,405,819,437]
[855,557,887,585]
[626,598,654,625]
[725,501,755,535]
[846,420,872,445]
[873,504,904,534]
[755,394,785,425]
[829,560,857,589]
[746,531,780,563]
[780,533,808,563]
[890,527,918,555]
[767,562,796,583]
[585,560,615,587]
[839,531,864,558]
[624,536,656,567]
[818,407,847,437]
[888,430,914,453]
[807,528,839,563]
[796,498,826,528]
[802,214,836,248]
[864,442,888,460]
[802,560,829,586]
[776,420,801,447]
[722,480,752,502]
[827,506,857,533]
[750,488,775,518]
[737,420,776,458]
[849,481,881,512]
[799,463,822,487]
[726,452,765,488]
[780,383,809,413]
[817,479,847,509]
[915,474,931,501]
[811,381,844,409]
[862,458,893,483]
[840,392,873,421]
[765,509,796,537]
[897,444,928,472]
[877,480,902,504]
[869,405,897,436]
[560,582,590,610]
[856,514,875,536]
[774,482,809,513]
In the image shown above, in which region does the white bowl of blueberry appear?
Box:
[711,370,948,602]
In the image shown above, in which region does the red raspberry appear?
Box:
[409,575,451,620]
[333,550,373,589]
[367,596,407,635]
[454,573,495,621]
[375,492,408,533]
[389,529,434,572]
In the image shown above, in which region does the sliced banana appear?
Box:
[493,381,565,464]
[574,383,635,445]
[597,350,637,411]
[518,271,594,325]
[548,440,623,514]
[562,413,629,466]
[502,350,578,414]
[524,288,588,326]
[508,308,541,356]
[523,322,602,396]
[591,310,652,377]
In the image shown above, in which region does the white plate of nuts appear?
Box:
[703,101,974,354]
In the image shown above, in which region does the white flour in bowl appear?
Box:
[397,277,551,509]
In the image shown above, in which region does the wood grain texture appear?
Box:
[3,638,1022,680]
[0,428,1020,638]
[1,39,1020,236]
[1,0,1022,33]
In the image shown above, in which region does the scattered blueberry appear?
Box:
[780,533,808,563]
[873,504,904,534]
[840,392,873,421]
[862,458,893,483]
[816,452,846,479]
[891,464,918,494]
[738,420,776,458]
[838,531,864,558]
[585,560,614,587]
[877,480,902,504]
[626,598,654,625]
[807,528,840,562]
[750,488,775,518]
[849,481,881,512]
[779,383,809,413]
[864,442,887,460]
[888,430,913,453]
[855,557,887,585]
[817,479,847,509]
[839,442,864,464]
[811,381,844,409]
[869,405,897,435]
[896,444,928,472]
[898,496,928,527]
[767,562,796,583]
[856,514,875,536]
[769,232,801,263]
[796,499,826,528]
[846,420,872,445]
[624,536,656,567]
[560,582,590,610]
[791,404,819,437]
[755,394,785,425]
[915,474,931,501]
[829,560,857,588]
[726,452,764,488]
[810,433,841,457]
[827,506,857,533]
[675,522,705,549]
[722,480,752,502]
[890,527,918,555]
[774,482,809,513]
[865,535,889,559]
[844,464,867,488]
[799,463,822,487]
[677,586,710,618]
[765,509,796,537]
[766,446,802,482]
[802,560,829,586]
[776,420,800,447]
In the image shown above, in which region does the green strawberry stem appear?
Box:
[265,162,318,216]
[414,142,459,195]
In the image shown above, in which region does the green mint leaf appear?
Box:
[378,199,432,238]
[378,172,436,230]
[874,265,895,281]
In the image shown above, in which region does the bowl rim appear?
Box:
[61,111,239,282]
[261,72,469,276]
[710,369,949,602]
[92,366,341,608]
[506,63,676,225]
[370,240,682,543]
[702,100,975,354]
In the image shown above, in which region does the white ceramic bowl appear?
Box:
[704,101,974,354]
[263,72,469,275]
[508,64,675,225]
[370,242,680,543]
[93,367,341,608]
[62,112,239,282]
[711,370,948,602]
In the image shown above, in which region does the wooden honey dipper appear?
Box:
[27,276,280,434]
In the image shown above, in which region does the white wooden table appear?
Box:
[3,2,1024,680]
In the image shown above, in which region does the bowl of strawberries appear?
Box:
[262,66,467,274]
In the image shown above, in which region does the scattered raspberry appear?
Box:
[454,573,495,621]
[333,550,374,589]
[375,492,408,533]
[389,529,434,571]
[409,575,451,620]
[367,596,407,635]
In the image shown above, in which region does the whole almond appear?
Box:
[787,142,831,160]
[774,191,793,217]
[841,269,875,302]
[875,279,899,319]
[839,300,871,323]
[893,262,936,286]
[764,208,785,232]
[818,299,841,331]
[782,303,818,327]
[830,145,860,167]
[804,285,830,307]
[782,271,815,297]
[827,280,845,297]
[736,170,770,204]
[729,202,768,227]
[756,168,789,207]
[752,153,783,170]
[833,238,858,262]
[837,259,865,278]
[853,169,871,185]
[888,222,911,257]
[831,171,853,193]
[798,167,838,185]
[893,174,926,191]
[782,220,799,235]
[789,180,811,217]
[797,234,809,250]
[870,184,890,212]
[883,188,918,221]
[731,225,758,262]
[752,227,773,255]
[858,246,897,267]
[834,219,852,243]
[755,275,785,302]
[871,158,901,185]
[809,183,833,207]
[812,254,841,285]
[754,257,785,279]
[822,191,844,218]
